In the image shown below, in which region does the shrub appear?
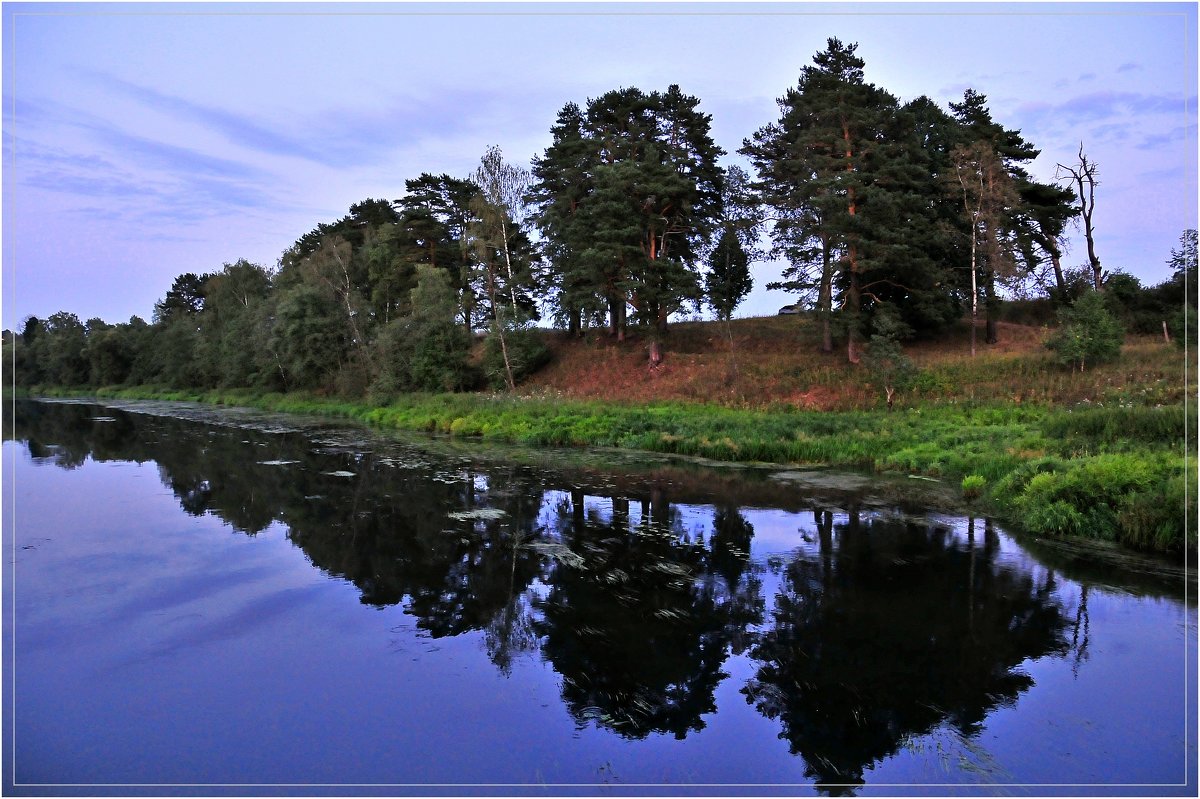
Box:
[482,317,551,391]
[993,451,1187,550]
[1116,464,1196,552]
[1045,290,1124,372]
[961,474,986,500]
[1024,500,1086,538]
[863,306,917,410]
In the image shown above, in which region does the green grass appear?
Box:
[17,383,1194,557]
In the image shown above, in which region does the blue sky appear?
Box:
[3,1,1197,328]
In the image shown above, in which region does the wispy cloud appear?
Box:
[83,72,335,165]
[82,71,517,172]
[1087,121,1133,143]
[10,94,271,186]
[1137,123,1198,151]
[296,88,519,166]
[10,126,286,233]
[1011,90,1194,138]
[1117,62,1142,73]
[86,124,272,183]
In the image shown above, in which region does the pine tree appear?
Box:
[531,85,725,365]
[396,174,482,333]
[744,38,942,362]
[530,102,603,336]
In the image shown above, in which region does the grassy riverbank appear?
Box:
[15,316,1195,555]
[21,382,1194,556]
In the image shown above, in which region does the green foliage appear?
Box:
[153,272,208,322]
[85,324,135,386]
[744,39,969,352]
[863,307,917,408]
[1045,290,1123,371]
[961,474,986,500]
[374,265,475,394]
[197,260,276,388]
[1041,405,1189,448]
[1168,305,1195,350]
[482,317,550,391]
[1101,271,1167,335]
[1117,469,1196,553]
[271,283,349,390]
[29,312,90,386]
[531,84,724,346]
[706,227,753,321]
[992,451,1189,551]
[1168,228,1198,297]
[409,322,474,393]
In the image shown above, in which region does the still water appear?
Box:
[3,398,1196,795]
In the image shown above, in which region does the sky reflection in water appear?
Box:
[4,399,1195,795]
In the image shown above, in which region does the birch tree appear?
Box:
[951,141,1017,356]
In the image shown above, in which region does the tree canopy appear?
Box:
[7,47,1164,392]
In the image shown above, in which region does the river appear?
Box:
[3,398,1195,795]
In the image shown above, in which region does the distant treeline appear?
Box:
[6,38,1197,396]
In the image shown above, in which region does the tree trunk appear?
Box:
[485,266,515,391]
[844,127,860,365]
[985,267,999,345]
[498,328,515,390]
[499,217,519,315]
[613,496,629,533]
[1050,249,1066,298]
[724,317,738,381]
[649,339,663,368]
[970,221,978,358]
[819,235,833,354]
[608,293,625,341]
[571,488,585,534]
[1060,145,1102,290]
[847,248,861,365]
[817,508,833,590]
[1085,194,1102,290]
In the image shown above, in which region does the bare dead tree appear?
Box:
[1057,144,1103,291]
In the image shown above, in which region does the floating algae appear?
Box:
[447,508,507,521]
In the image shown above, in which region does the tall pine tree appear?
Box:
[531,85,725,364]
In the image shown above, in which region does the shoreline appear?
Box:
[12,384,1194,561]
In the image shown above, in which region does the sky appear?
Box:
[2,1,1197,329]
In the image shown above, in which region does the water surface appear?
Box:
[3,399,1195,795]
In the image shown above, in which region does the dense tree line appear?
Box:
[7,39,1194,394]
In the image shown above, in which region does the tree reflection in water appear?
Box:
[10,400,1090,789]
[535,490,763,739]
[743,507,1072,793]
